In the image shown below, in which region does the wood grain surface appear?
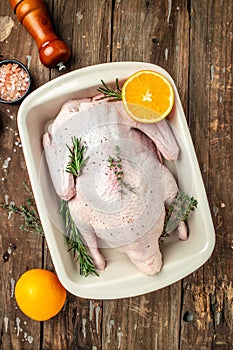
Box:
[0,1,232,349]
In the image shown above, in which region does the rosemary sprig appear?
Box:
[65,136,98,276]
[97,78,122,100]
[0,182,44,236]
[108,145,136,194]
[66,137,88,177]
[60,200,98,277]
[159,191,198,243]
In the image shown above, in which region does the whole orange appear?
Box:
[15,269,66,321]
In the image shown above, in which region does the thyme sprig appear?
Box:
[108,145,136,194]
[66,137,88,177]
[160,191,198,243]
[97,78,122,100]
[1,178,97,276]
[60,200,98,277]
[0,182,44,236]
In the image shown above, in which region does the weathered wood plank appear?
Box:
[180,0,233,349]
[42,296,103,350]
[0,1,47,348]
[50,0,112,74]
[41,1,112,349]
[111,0,190,112]
[102,285,182,350]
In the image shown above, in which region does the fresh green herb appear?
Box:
[159,191,198,243]
[66,137,88,177]
[108,145,136,194]
[0,182,44,236]
[1,178,97,276]
[97,78,122,100]
[65,136,98,276]
[60,200,98,277]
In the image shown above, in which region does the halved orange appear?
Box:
[121,70,174,123]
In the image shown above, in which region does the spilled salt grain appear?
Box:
[27,335,33,344]
[10,277,15,297]
[26,55,32,70]
[16,317,21,336]
[4,316,9,332]
[3,157,11,169]
[5,194,9,204]
[82,318,87,338]
[8,201,15,220]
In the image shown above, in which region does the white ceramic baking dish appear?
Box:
[17,62,215,299]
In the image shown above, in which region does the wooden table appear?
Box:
[0,1,232,349]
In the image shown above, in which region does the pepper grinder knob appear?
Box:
[9,0,71,70]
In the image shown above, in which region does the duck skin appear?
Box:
[43,97,188,275]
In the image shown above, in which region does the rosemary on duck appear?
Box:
[97,78,122,100]
[64,136,98,276]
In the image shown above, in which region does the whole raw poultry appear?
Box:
[43,97,188,275]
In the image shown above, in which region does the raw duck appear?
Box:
[43,97,188,275]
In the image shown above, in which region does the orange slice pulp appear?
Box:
[121,70,174,123]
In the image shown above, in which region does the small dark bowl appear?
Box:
[0,59,32,105]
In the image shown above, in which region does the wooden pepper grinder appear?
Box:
[9,0,71,71]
